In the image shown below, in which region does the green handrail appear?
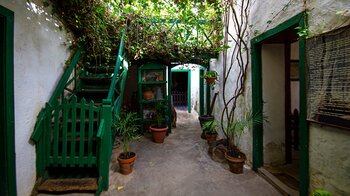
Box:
[31,48,82,143]
[31,31,128,195]
[49,48,82,105]
[107,31,126,100]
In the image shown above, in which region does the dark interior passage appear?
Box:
[172,72,188,108]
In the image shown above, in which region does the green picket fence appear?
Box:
[31,31,128,194]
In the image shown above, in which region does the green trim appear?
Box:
[0,5,16,196]
[199,69,204,115]
[298,14,309,196]
[167,65,172,133]
[171,68,192,113]
[205,61,210,115]
[251,13,304,44]
[251,11,309,196]
[251,43,263,170]
[187,71,191,113]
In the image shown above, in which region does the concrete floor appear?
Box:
[101,110,282,196]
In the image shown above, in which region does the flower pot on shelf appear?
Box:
[117,152,137,175]
[143,90,154,100]
[224,151,246,174]
[150,125,168,143]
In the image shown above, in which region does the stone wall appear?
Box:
[1,0,71,195]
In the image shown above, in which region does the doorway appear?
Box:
[0,5,16,196]
[260,40,300,193]
[251,12,308,196]
[172,71,190,111]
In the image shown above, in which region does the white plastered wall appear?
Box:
[261,44,285,166]
[1,0,71,195]
[250,0,350,194]
[212,0,350,194]
[209,0,254,164]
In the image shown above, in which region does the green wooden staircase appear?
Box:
[31,32,128,195]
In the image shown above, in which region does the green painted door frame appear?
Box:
[251,12,308,196]
[0,5,16,196]
[171,69,192,113]
[199,68,204,115]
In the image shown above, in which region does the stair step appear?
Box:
[76,88,109,93]
[37,178,97,193]
[80,75,112,84]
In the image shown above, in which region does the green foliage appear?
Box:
[46,0,121,71]
[46,0,224,66]
[312,189,331,196]
[203,70,218,78]
[225,110,266,157]
[202,120,218,134]
[295,26,309,39]
[154,100,168,128]
[114,112,140,158]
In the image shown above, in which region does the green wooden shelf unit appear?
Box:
[138,62,171,133]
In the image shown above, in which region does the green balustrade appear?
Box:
[31,31,128,195]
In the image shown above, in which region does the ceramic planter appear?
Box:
[225,151,245,174]
[117,152,136,175]
[150,126,168,143]
[205,77,216,84]
[198,115,214,139]
[205,132,218,144]
[143,90,154,100]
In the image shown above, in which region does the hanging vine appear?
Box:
[42,0,224,68]
[220,0,250,150]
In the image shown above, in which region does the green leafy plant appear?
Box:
[312,189,331,196]
[224,110,266,158]
[154,100,168,128]
[114,112,140,158]
[202,119,218,134]
[295,26,309,39]
[45,0,224,65]
[203,70,218,78]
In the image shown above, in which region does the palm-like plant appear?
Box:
[224,110,266,158]
[154,100,168,128]
[202,119,218,134]
[115,112,140,159]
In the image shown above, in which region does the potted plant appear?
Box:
[198,92,218,139]
[223,111,264,174]
[149,100,168,143]
[202,120,218,144]
[203,70,218,84]
[115,112,140,175]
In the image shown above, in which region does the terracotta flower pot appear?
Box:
[150,125,168,143]
[205,77,216,84]
[205,133,218,144]
[225,151,245,174]
[117,152,136,175]
[198,115,214,139]
[143,90,154,100]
